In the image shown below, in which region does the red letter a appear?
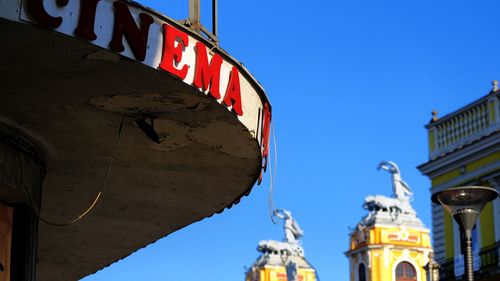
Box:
[223,66,243,116]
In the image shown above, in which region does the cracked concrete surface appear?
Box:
[0,19,262,280]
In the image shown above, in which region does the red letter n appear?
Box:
[109,1,153,61]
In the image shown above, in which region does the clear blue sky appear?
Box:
[82,1,500,280]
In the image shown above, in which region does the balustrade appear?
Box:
[436,242,500,281]
[428,93,499,159]
[479,243,500,270]
[438,259,455,281]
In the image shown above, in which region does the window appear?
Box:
[358,263,366,281]
[396,261,417,281]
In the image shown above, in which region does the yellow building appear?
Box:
[418,82,500,281]
[245,254,317,281]
[346,161,433,281]
[246,209,317,281]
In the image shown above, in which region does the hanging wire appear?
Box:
[268,120,279,224]
[22,115,126,227]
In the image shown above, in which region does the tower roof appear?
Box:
[246,209,318,281]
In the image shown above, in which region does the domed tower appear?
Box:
[345,161,433,281]
[246,209,317,281]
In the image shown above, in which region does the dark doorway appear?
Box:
[358,263,366,281]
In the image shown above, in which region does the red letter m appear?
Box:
[193,42,223,99]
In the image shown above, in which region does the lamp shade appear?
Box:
[432,186,498,231]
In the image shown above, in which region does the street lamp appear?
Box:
[432,186,498,281]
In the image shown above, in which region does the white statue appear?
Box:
[275,209,304,244]
[363,161,416,216]
[258,240,294,255]
[257,209,305,257]
[364,195,404,214]
[377,161,413,201]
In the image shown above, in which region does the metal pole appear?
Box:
[188,0,201,33]
[464,229,474,281]
[212,0,217,37]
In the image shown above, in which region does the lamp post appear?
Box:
[432,186,498,281]
[424,252,440,281]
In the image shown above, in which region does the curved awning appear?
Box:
[0,0,271,279]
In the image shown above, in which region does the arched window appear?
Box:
[396,261,417,281]
[358,263,366,281]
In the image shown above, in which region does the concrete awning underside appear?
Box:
[0,18,262,280]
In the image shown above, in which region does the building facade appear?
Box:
[246,254,317,281]
[346,161,433,281]
[418,83,500,281]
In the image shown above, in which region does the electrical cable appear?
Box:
[265,121,321,280]
[22,115,125,227]
[268,120,279,224]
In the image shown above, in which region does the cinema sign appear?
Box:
[6,0,272,162]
